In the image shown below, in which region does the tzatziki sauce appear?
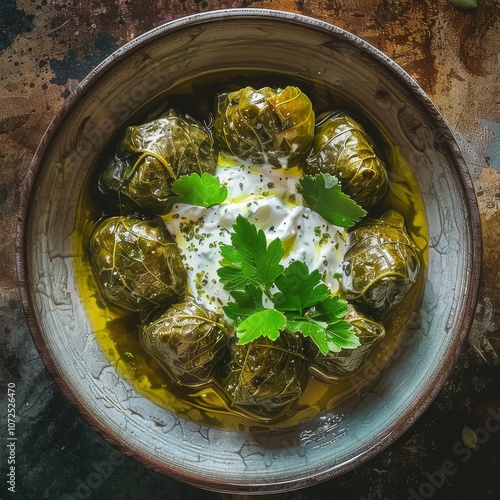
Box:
[163,161,347,314]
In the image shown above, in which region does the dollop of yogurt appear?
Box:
[163,162,347,314]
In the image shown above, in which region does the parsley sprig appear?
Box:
[217,216,360,354]
[297,173,366,227]
[170,172,227,208]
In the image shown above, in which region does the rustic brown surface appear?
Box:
[1,1,499,499]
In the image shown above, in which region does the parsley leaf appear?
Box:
[325,320,360,351]
[236,309,286,343]
[223,284,263,321]
[217,217,360,354]
[297,173,366,227]
[286,317,332,355]
[272,261,329,314]
[170,172,228,208]
[312,295,350,322]
[285,294,360,355]
[301,296,360,354]
[217,215,284,292]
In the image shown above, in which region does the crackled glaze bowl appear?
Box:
[17,9,481,494]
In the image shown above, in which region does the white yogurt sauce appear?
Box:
[163,160,347,314]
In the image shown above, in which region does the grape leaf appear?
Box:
[272,261,329,314]
[170,172,227,207]
[297,173,366,227]
[217,215,284,292]
[236,309,286,344]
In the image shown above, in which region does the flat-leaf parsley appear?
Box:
[297,173,366,227]
[217,215,360,354]
[170,172,228,208]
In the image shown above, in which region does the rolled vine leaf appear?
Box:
[214,86,315,168]
[98,109,217,215]
[305,111,388,209]
[88,215,187,311]
[139,297,229,387]
[307,304,385,380]
[341,210,421,313]
[222,330,307,416]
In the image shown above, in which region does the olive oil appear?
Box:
[73,70,428,432]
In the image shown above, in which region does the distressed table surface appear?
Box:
[1,1,499,499]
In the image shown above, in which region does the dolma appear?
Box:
[99,109,217,214]
[222,331,307,416]
[305,111,388,209]
[341,210,421,313]
[88,215,187,311]
[139,297,229,387]
[214,86,315,168]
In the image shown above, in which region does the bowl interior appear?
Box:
[18,10,481,494]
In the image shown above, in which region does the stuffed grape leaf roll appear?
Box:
[214,86,315,168]
[139,297,229,387]
[341,210,421,313]
[98,109,217,214]
[88,215,187,311]
[222,331,307,416]
[305,111,388,209]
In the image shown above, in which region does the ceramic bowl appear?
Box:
[17,9,481,494]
